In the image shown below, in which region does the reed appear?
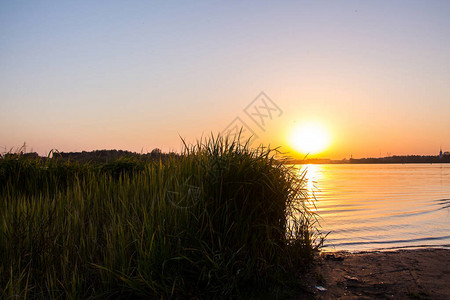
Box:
[0,135,322,299]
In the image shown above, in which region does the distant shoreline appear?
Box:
[287,155,450,164]
[5,150,450,165]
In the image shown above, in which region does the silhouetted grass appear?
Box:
[0,135,322,299]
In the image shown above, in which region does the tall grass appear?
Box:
[0,135,322,299]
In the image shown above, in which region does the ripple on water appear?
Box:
[297,164,450,251]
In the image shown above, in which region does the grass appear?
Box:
[0,135,323,299]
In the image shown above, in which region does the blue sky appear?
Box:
[1,1,449,158]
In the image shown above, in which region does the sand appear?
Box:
[300,248,450,299]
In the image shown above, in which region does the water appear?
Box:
[296,164,450,251]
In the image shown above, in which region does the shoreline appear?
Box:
[299,248,450,299]
[322,244,450,254]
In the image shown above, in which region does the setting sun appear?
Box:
[290,122,330,155]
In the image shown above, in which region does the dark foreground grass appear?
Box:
[0,136,322,299]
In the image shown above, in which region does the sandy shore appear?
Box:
[299,248,450,299]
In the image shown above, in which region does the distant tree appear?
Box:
[151,148,162,155]
[22,152,39,159]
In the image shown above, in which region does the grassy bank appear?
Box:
[0,136,322,299]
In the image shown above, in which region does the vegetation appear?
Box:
[0,136,322,299]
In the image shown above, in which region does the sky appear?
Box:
[1,1,449,159]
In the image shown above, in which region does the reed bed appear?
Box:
[0,136,322,299]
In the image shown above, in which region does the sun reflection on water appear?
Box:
[295,164,324,214]
[296,164,323,197]
[305,164,322,193]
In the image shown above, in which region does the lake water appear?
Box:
[296,164,450,251]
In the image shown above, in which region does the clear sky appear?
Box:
[1,1,449,159]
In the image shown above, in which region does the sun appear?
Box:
[290,122,330,155]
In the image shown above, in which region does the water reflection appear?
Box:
[296,164,450,251]
[304,164,322,194]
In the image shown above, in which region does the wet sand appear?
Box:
[300,248,450,299]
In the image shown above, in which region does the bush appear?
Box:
[0,135,322,299]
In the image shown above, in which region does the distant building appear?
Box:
[439,146,443,159]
